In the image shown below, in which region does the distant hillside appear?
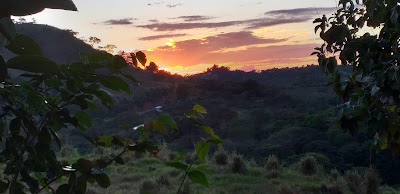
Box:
[0,23,95,64]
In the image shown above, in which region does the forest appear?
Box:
[1,0,400,194]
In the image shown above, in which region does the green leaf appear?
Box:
[130,53,138,67]
[122,72,138,83]
[38,128,51,146]
[0,55,7,81]
[193,104,207,114]
[0,17,16,46]
[5,34,42,55]
[96,135,113,147]
[9,0,77,16]
[146,119,168,134]
[207,137,223,144]
[94,174,110,188]
[94,90,115,109]
[0,121,4,141]
[158,114,178,132]
[0,180,9,193]
[49,128,62,149]
[196,140,210,163]
[136,51,147,66]
[203,126,215,135]
[75,111,92,128]
[6,55,59,73]
[188,170,209,187]
[127,141,158,153]
[115,156,125,165]
[108,55,127,70]
[166,162,188,171]
[56,184,70,194]
[76,175,88,194]
[76,159,96,172]
[42,0,78,11]
[81,52,112,63]
[100,75,130,93]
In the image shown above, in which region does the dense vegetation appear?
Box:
[1,0,400,193]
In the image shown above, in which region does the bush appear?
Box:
[266,155,280,171]
[140,180,159,194]
[329,169,340,182]
[299,155,318,176]
[265,155,280,178]
[344,170,362,193]
[365,166,380,194]
[230,154,247,174]
[156,174,172,188]
[214,150,228,166]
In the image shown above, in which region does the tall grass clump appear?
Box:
[214,149,228,166]
[140,180,159,194]
[299,155,318,176]
[365,166,380,194]
[156,173,172,188]
[344,170,362,193]
[265,155,280,178]
[230,154,247,174]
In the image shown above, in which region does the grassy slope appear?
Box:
[60,148,399,194]
[83,157,399,194]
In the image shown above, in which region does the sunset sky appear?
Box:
[23,0,338,74]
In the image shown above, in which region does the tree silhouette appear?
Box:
[314,0,400,153]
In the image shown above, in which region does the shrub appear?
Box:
[365,166,380,194]
[214,150,228,166]
[156,174,172,188]
[266,155,280,170]
[265,155,280,178]
[299,155,318,176]
[329,169,340,182]
[344,170,362,193]
[230,154,247,174]
[140,180,159,194]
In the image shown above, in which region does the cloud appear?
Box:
[264,7,336,17]
[147,1,183,8]
[137,7,336,31]
[172,15,214,22]
[100,18,137,25]
[137,20,249,31]
[155,31,286,51]
[240,2,263,7]
[139,33,188,41]
[149,42,316,69]
[147,31,302,69]
[166,3,182,8]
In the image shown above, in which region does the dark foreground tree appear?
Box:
[0,1,221,193]
[313,0,400,154]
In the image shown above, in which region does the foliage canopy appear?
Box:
[0,1,222,193]
[314,0,400,154]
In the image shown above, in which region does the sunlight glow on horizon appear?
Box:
[19,0,338,74]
